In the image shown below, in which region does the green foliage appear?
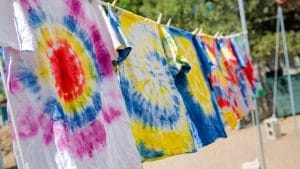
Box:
[252,31,300,58]
[104,0,300,59]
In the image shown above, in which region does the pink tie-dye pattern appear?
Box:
[17,107,39,138]
[90,25,114,77]
[8,74,21,94]
[55,121,106,159]
[103,106,122,124]
[14,107,108,159]
[37,113,54,145]
[13,108,54,145]
[65,0,114,77]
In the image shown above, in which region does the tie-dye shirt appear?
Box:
[231,35,255,89]
[216,37,251,115]
[167,27,226,146]
[107,7,195,161]
[5,1,142,169]
[231,35,263,98]
[230,36,255,112]
[199,34,241,128]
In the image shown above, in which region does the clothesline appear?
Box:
[99,0,247,38]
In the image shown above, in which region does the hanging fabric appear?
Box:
[166,26,227,146]
[107,6,196,161]
[216,37,252,115]
[3,0,143,169]
[199,34,241,128]
[230,36,256,112]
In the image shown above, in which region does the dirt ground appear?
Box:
[1,116,300,169]
[143,115,300,169]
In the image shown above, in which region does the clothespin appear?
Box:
[197,27,203,35]
[192,28,199,35]
[214,32,219,37]
[88,0,92,3]
[166,18,172,26]
[112,0,118,7]
[157,13,163,24]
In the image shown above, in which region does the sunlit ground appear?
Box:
[143,115,300,169]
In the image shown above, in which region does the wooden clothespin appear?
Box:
[88,0,93,3]
[192,28,199,35]
[214,32,219,37]
[197,27,203,35]
[166,18,172,26]
[157,13,163,24]
[112,0,118,7]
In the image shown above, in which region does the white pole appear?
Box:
[278,6,298,136]
[272,8,281,118]
[238,1,267,169]
[0,56,26,169]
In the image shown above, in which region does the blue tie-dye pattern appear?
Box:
[231,39,247,67]
[175,71,223,146]
[210,93,227,135]
[231,38,251,108]
[17,68,41,93]
[212,86,231,101]
[186,112,202,147]
[236,67,249,108]
[44,92,102,130]
[137,142,164,160]
[168,27,226,146]
[118,51,181,128]
[0,47,3,58]
[27,8,46,29]
[63,15,102,80]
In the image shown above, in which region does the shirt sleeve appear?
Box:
[159,26,190,75]
[106,5,132,64]
[0,0,36,51]
[0,0,20,49]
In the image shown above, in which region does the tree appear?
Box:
[104,0,300,59]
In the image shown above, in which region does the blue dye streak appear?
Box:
[17,69,41,93]
[43,92,102,130]
[137,142,164,161]
[27,8,45,29]
[119,51,181,128]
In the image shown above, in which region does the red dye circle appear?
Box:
[47,40,86,101]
